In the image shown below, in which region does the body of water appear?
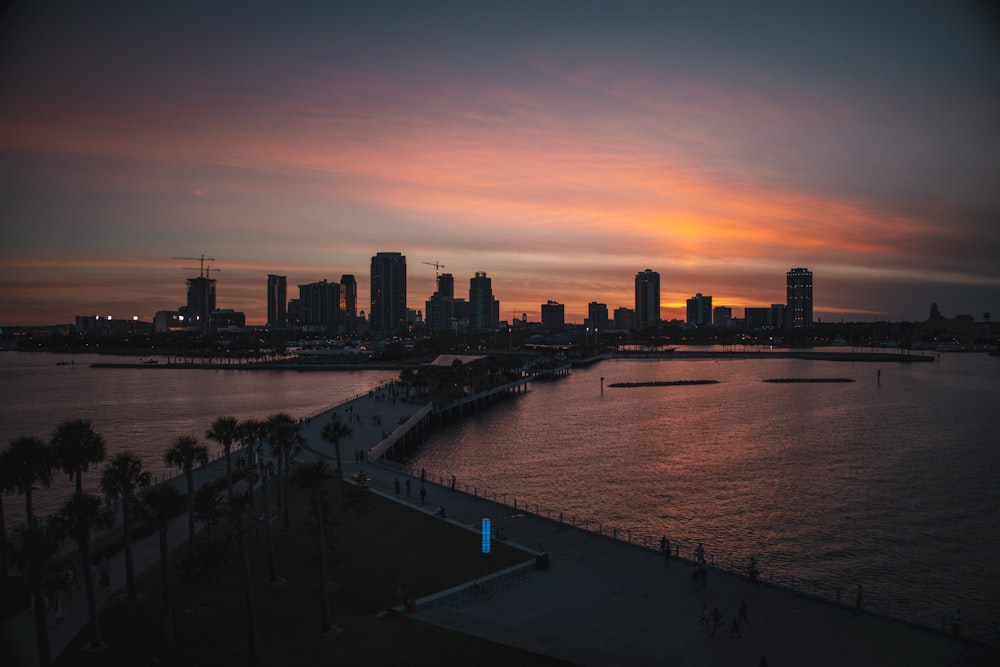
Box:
[2,349,997,642]
[0,352,396,521]
[405,351,1000,643]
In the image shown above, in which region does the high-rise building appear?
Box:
[469,271,499,330]
[786,267,813,329]
[267,274,287,326]
[686,293,713,327]
[298,280,341,332]
[614,307,635,330]
[425,273,456,333]
[713,306,733,328]
[370,252,407,334]
[634,269,661,330]
[182,276,216,333]
[541,300,565,330]
[587,302,609,332]
[340,274,358,335]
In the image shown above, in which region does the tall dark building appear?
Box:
[786,267,813,329]
[541,300,565,330]
[298,280,342,332]
[183,276,216,333]
[425,273,455,333]
[469,271,499,330]
[587,301,609,331]
[340,274,358,335]
[686,293,712,327]
[370,252,407,334]
[634,269,661,330]
[267,274,287,326]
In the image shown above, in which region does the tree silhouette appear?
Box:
[163,435,209,558]
[51,419,107,495]
[9,521,63,667]
[57,493,113,649]
[100,452,151,602]
[320,416,353,485]
[292,461,335,633]
[229,493,259,666]
[206,416,239,503]
[264,413,302,528]
[237,419,265,506]
[0,444,15,591]
[6,436,54,531]
[138,484,185,641]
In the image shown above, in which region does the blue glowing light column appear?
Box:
[481,518,491,556]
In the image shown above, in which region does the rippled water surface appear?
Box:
[0,353,394,519]
[2,350,998,641]
[405,352,1000,642]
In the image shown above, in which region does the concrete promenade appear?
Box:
[3,384,997,666]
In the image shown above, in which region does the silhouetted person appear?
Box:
[394,478,400,495]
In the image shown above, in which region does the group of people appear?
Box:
[699,599,752,639]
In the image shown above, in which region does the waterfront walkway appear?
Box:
[2,385,996,666]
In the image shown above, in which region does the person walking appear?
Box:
[711,607,722,637]
[405,478,411,496]
[738,599,751,628]
[394,478,400,495]
[420,485,427,505]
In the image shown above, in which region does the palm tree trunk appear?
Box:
[123,500,137,601]
[333,442,344,481]
[0,495,8,590]
[238,523,258,666]
[314,492,330,633]
[282,453,291,528]
[159,522,172,641]
[224,445,234,504]
[263,479,277,582]
[185,472,196,559]
[80,537,102,646]
[32,568,50,667]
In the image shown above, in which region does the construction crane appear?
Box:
[422,260,446,276]
[172,255,219,278]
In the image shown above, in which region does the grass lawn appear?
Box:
[54,480,572,666]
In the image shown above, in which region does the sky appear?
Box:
[1,1,998,327]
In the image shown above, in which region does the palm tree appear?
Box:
[51,419,107,495]
[100,452,151,602]
[320,415,353,485]
[237,419,265,506]
[163,435,209,557]
[9,521,63,667]
[57,493,113,649]
[138,485,185,641]
[0,445,15,591]
[292,461,335,633]
[264,413,302,528]
[206,416,239,502]
[229,493,259,666]
[6,436,54,531]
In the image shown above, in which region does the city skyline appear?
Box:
[2,2,999,326]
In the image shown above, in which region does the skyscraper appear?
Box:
[340,274,357,335]
[786,267,813,329]
[370,252,407,334]
[541,300,565,330]
[634,269,661,330]
[267,274,287,326]
[686,293,712,327]
[425,273,455,333]
[183,276,215,333]
[587,301,609,331]
[298,280,341,332]
[469,271,498,330]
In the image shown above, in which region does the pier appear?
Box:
[6,380,996,666]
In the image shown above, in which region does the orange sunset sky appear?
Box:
[1,1,998,326]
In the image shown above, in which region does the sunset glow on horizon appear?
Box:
[2,2,998,326]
